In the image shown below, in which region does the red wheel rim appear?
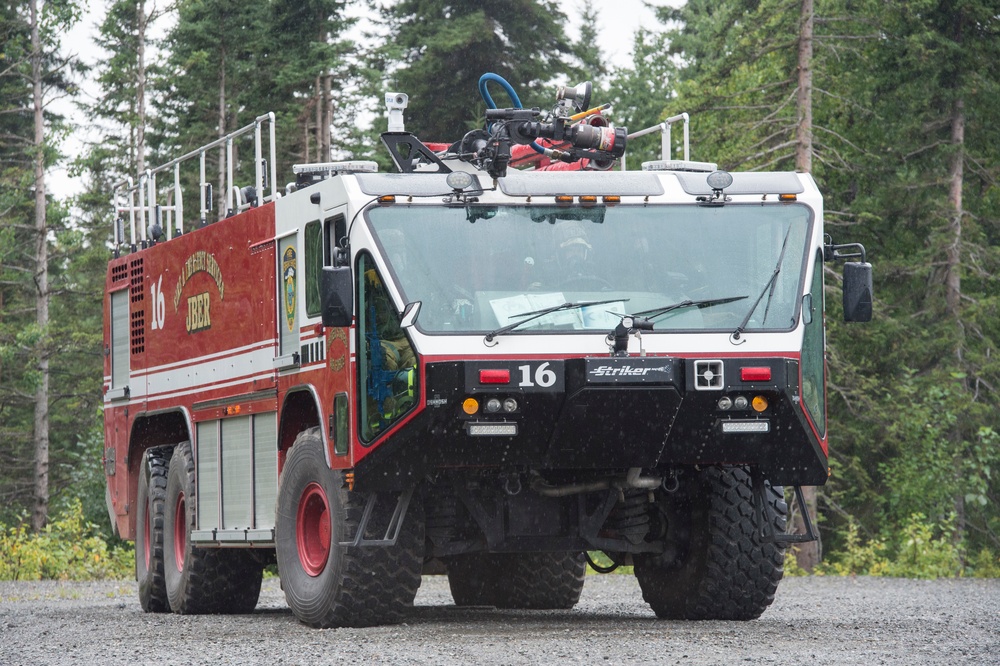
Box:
[143,496,151,570]
[173,491,186,571]
[296,482,331,577]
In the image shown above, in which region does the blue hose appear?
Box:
[478,73,544,154]
[478,72,523,109]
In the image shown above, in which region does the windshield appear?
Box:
[366,203,812,334]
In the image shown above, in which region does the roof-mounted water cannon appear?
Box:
[479,106,627,179]
[471,73,626,179]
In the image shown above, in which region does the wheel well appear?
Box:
[278,388,323,472]
[126,410,190,539]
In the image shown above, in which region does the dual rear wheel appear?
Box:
[136,441,264,616]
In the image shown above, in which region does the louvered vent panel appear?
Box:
[129,258,144,304]
[131,309,145,355]
[110,263,128,285]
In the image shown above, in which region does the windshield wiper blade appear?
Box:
[484,298,626,343]
[732,225,793,341]
[634,295,749,321]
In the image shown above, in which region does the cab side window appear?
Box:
[305,221,322,317]
[801,252,826,437]
[357,253,418,442]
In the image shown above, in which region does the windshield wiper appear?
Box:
[484,298,626,344]
[732,225,793,342]
[633,295,749,322]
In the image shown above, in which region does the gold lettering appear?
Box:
[174,252,226,313]
[185,292,211,333]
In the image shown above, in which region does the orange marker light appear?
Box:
[752,395,769,412]
[462,398,479,415]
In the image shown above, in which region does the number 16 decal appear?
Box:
[150,276,166,330]
[518,362,557,388]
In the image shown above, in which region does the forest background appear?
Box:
[1,0,999,579]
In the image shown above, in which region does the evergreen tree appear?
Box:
[0,0,82,529]
[825,0,1000,554]
[378,0,584,141]
[647,0,1000,560]
[606,28,677,168]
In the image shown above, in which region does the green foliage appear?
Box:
[811,513,991,578]
[0,499,133,581]
[884,513,963,579]
[968,549,1000,578]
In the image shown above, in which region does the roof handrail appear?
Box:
[110,112,278,255]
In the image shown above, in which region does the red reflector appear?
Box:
[740,367,772,382]
[479,369,511,384]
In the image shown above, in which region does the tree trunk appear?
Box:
[793,0,819,570]
[314,74,323,161]
[322,72,332,160]
[792,486,821,571]
[945,97,963,321]
[29,0,50,532]
[947,97,966,546]
[795,0,814,174]
[136,0,147,177]
[216,51,227,218]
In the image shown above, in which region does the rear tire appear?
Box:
[275,428,424,628]
[447,552,586,609]
[634,466,786,620]
[136,446,171,613]
[163,441,263,614]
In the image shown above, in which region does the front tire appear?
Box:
[634,466,786,620]
[136,446,171,613]
[163,441,263,614]
[275,428,424,628]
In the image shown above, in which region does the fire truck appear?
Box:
[103,75,872,627]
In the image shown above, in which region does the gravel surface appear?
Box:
[1,575,997,665]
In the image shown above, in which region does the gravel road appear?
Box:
[1,575,997,665]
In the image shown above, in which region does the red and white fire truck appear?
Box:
[103,75,872,627]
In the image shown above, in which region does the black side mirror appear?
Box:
[843,262,873,323]
[320,266,353,327]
